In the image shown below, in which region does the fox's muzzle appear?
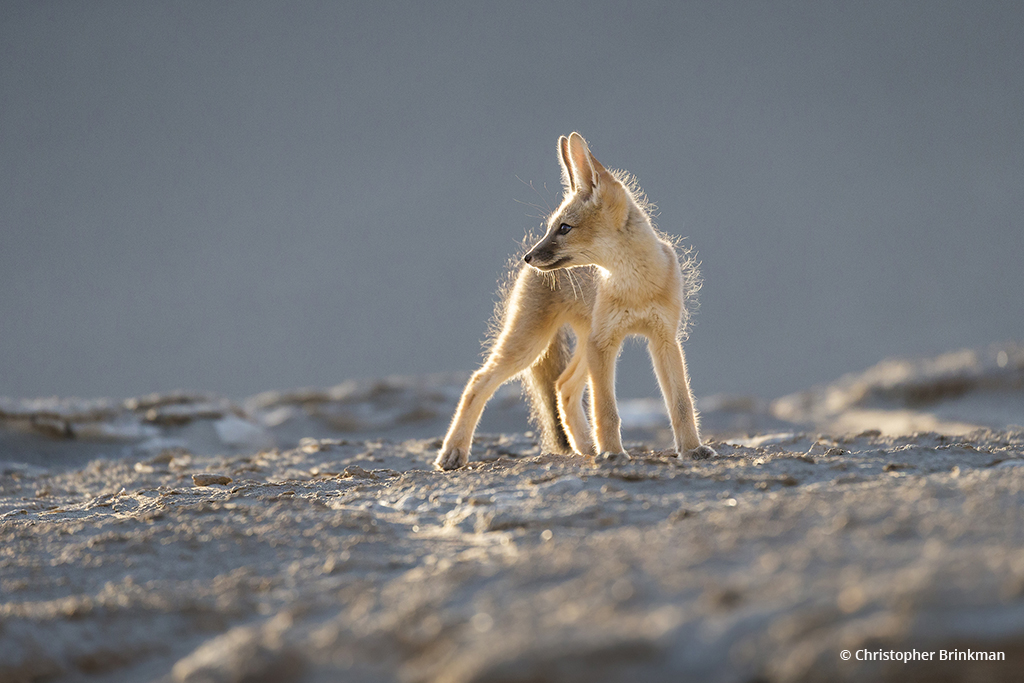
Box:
[524,235,559,268]
[524,243,571,270]
[523,246,554,267]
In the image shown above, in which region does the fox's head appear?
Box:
[523,133,633,271]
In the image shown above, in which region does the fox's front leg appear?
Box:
[437,338,554,469]
[649,332,716,460]
[586,334,626,455]
[436,367,504,470]
[436,271,561,470]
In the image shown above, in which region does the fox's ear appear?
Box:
[558,136,575,192]
[566,132,600,195]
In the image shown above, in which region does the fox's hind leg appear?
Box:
[522,325,573,454]
[436,270,561,470]
[555,340,596,456]
[648,328,716,460]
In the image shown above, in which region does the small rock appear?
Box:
[299,437,322,454]
[668,508,695,522]
[151,449,186,465]
[192,473,233,486]
[704,585,743,610]
[805,442,833,456]
[340,465,377,479]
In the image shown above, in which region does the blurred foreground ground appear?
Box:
[2,343,1023,682]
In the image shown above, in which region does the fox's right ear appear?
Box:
[558,135,575,193]
[566,132,599,196]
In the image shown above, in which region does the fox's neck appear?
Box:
[598,205,668,285]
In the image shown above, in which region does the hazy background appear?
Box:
[3,0,1022,403]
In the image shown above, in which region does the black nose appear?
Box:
[523,253,532,264]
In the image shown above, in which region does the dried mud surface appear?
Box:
[4,428,1024,682]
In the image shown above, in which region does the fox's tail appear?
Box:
[522,325,573,454]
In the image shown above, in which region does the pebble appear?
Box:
[192,473,233,486]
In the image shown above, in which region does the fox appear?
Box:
[435,132,717,471]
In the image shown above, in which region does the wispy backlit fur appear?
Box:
[436,133,716,470]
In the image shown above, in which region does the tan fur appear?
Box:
[435,133,716,470]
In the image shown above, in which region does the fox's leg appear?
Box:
[555,341,595,455]
[647,329,716,460]
[436,272,560,470]
[522,326,573,454]
[586,332,627,455]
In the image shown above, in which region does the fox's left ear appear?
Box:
[558,136,575,192]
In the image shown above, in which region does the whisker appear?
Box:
[566,268,581,300]
[512,197,546,220]
[516,175,554,215]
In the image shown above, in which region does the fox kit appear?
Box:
[435,133,716,470]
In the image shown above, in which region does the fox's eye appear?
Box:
[557,223,573,235]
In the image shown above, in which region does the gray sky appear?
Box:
[2,1,1022,401]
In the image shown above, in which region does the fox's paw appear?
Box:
[688,444,717,461]
[435,446,469,471]
[595,450,631,464]
[574,441,597,457]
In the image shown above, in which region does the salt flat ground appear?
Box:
[2,345,1023,682]
[3,429,1024,683]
